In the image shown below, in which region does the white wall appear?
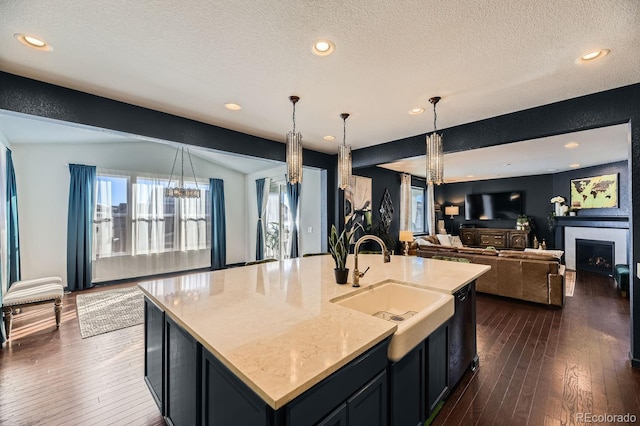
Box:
[246,166,323,261]
[12,141,247,283]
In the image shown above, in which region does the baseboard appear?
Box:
[629,352,640,369]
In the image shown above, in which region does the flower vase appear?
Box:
[554,202,563,216]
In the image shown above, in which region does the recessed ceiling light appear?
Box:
[466,175,474,178]
[578,49,609,62]
[570,163,580,168]
[224,103,242,111]
[14,33,52,51]
[547,168,557,172]
[311,39,335,56]
[564,141,580,149]
[323,135,336,141]
[409,108,425,115]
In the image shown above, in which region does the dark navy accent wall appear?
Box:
[352,166,402,254]
[552,160,629,217]
[436,174,555,246]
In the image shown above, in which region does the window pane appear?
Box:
[411,187,424,233]
[94,175,129,257]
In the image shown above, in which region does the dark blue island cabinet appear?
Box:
[144,296,390,426]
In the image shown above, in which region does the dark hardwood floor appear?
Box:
[1,272,639,425]
[435,271,640,426]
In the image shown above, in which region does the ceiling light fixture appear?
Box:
[165,146,200,198]
[570,163,580,168]
[426,96,444,185]
[338,113,352,190]
[409,108,425,115]
[286,95,303,184]
[323,135,335,141]
[14,33,52,51]
[311,39,335,56]
[224,103,242,111]
[579,49,609,62]
[564,142,580,148]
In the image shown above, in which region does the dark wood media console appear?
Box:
[459,228,529,250]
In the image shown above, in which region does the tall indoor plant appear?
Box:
[329,220,362,284]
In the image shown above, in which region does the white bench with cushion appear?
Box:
[2,276,64,340]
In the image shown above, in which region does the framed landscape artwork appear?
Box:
[570,173,618,209]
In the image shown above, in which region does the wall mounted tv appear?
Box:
[464,191,523,220]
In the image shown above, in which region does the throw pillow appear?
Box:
[437,234,452,246]
[450,235,464,248]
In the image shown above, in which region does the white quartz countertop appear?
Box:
[138,254,490,410]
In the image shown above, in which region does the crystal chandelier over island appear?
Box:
[338,113,352,190]
[426,96,444,185]
[164,146,200,198]
[286,95,303,184]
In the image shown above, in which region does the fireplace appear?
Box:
[575,238,614,276]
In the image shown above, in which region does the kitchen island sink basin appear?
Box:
[331,280,454,361]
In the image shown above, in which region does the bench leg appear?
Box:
[54,297,62,329]
[3,306,13,340]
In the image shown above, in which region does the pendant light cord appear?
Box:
[292,102,296,133]
[343,116,346,145]
[433,102,438,132]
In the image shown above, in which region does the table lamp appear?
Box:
[445,205,459,219]
[399,231,414,256]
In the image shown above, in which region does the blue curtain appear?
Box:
[6,149,20,286]
[255,178,265,260]
[210,178,226,270]
[287,182,300,258]
[67,164,96,291]
[0,256,5,344]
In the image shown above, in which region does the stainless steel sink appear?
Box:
[331,280,454,361]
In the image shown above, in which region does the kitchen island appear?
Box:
[139,254,490,425]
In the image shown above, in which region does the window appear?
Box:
[411,186,426,233]
[264,180,292,260]
[93,171,210,260]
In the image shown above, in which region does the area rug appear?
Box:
[565,270,576,297]
[76,286,144,338]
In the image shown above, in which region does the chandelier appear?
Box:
[286,95,303,184]
[338,113,352,190]
[165,146,200,198]
[426,96,444,185]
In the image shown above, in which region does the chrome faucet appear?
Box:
[353,235,391,287]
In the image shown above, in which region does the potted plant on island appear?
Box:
[329,220,363,284]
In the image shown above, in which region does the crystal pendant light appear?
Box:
[338,113,352,190]
[426,96,444,185]
[286,95,303,184]
[165,146,200,198]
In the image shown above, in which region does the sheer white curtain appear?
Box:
[92,169,210,282]
[427,182,436,236]
[400,173,411,231]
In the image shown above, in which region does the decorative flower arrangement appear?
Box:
[550,196,566,204]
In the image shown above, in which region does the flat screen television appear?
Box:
[464,191,523,220]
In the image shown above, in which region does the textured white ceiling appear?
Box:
[1,0,638,155]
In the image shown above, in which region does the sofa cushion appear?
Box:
[457,247,499,256]
[498,250,559,262]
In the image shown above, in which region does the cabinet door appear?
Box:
[347,371,387,426]
[426,323,449,415]
[389,343,424,425]
[509,232,528,249]
[166,316,201,426]
[317,403,347,426]
[460,229,476,246]
[202,348,270,426]
[144,298,165,414]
